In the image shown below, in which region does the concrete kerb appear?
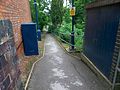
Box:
[24,36,46,90]
[81,53,112,89]
[51,34,112,90]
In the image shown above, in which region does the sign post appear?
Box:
[34,0,41,41]
[70,7,75,16]
[70,0,75,50]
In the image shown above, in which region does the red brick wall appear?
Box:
[0,0,32,55]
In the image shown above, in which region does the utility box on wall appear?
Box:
[21,23,39,56]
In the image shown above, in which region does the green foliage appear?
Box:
[48,25,56,33]
[75,0,95,29]
[29,0,50,31]
[29,0,35,22]
[74,27,84,51]
[38,11,48,30]
[29,0,94,50]
[63,8,71,23]
[58,21,71,42]
[50,0,64,28]
[53,0,94,51]
[55,21,84,50]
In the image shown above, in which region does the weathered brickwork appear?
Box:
[0,20,20,90]
[0,0,31,55]
[0,0,31,89]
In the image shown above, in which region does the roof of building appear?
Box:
[86,0,120,9]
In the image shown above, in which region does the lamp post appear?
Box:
[71,0,75,50]
[34,0,41,41]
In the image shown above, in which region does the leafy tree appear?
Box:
[63,8,71,23]
[50,0,64,28]
[54,0,95,51]
[75,0,94,29]
[29,0,50,31]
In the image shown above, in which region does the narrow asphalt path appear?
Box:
[28,34,108,90]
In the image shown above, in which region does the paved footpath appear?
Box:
[28,34,109,90]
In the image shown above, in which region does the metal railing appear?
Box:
[52,31,83,50]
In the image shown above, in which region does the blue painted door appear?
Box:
[84,4,120,77]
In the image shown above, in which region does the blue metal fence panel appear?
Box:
[84,4,120,77]
[21,23,39,56]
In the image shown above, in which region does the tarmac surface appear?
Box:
[28,34,109,90]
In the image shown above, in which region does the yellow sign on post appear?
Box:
[70,7,75,16]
